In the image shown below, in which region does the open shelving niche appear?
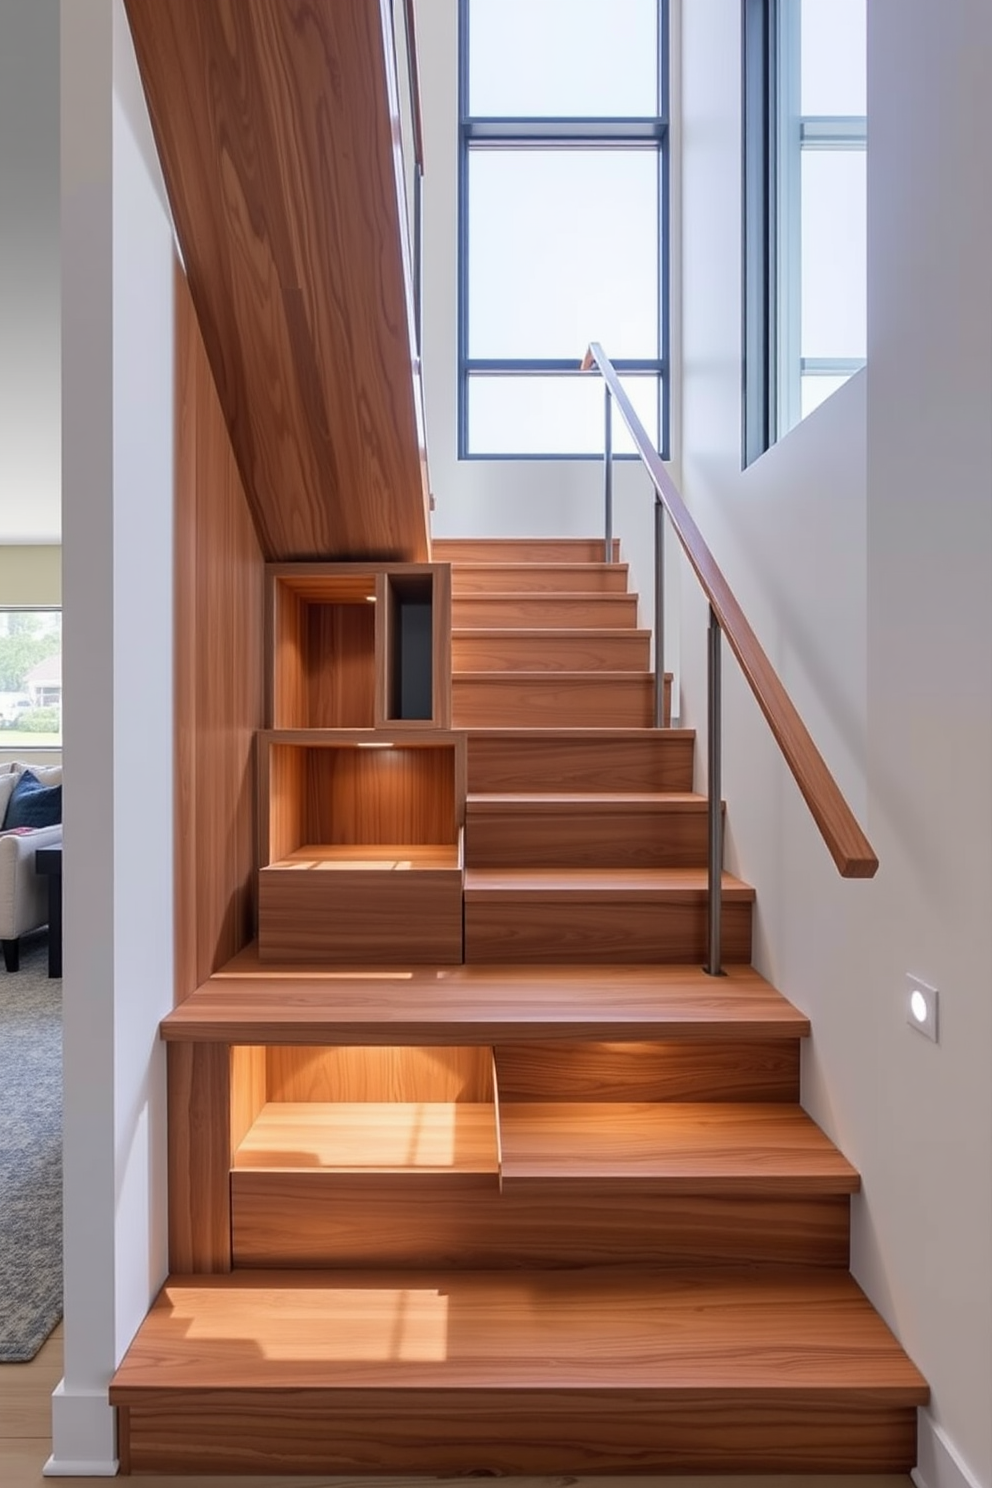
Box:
[258,561,463,966]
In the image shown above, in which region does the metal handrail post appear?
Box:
[603,386,614,561]
[705,605,724,975]
[654,498,665,727]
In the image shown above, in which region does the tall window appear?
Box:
[459,0,669,458]
[0,609,62,746]
[743,0,866,462]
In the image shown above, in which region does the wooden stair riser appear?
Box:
[434,538,620,564]
[466,798,713,869]
[118,1394,918,1476]
[453,673,666,728]
[452,593,640,629]
[466,730,695,793]
[232,1180,850,1269]
[453,629,651,673]
[257,869,463,965]
[494,1038,799,1102]
[465,898,752,964]
[451,563,630,595]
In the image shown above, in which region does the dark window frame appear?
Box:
[458,0,671,460]
[742,0,867,466]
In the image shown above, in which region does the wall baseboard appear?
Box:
[914,1411,987,1488]
[43,1457,119,1477]
[47,1381,118,1476]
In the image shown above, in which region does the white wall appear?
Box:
[52,0,175,1471]
[680,4,991,1488]
[0,0,61,544]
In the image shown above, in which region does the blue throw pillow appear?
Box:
[2,769,62,830]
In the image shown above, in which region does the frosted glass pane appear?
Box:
[468,150,658,360]
[800,0,866,116]
[468,0,658,118]
[801,150,866,360]
[467,375,659,456]
[801,374,851,419]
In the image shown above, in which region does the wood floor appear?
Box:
[0,1326,917,1488]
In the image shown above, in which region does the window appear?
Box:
[459,0,669,458]
[743,0,866,463]
[0,609,62,746]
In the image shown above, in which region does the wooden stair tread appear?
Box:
[455,669,659,681]
[234,1102,498,1175]
[464,868,755,900]
[162,956,808,1043]
[434,538,620,561]
[499,1103,859,1193]
[110,1267,928,1398]
[453,628,652,639]
[266,843,459,872]
[466,726,694,739]
[451,562,628,575]
[468,791,706,810]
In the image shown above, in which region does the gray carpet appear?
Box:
[0,930,62,1360]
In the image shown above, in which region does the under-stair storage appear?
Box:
[268,562,451,731]
[257,731,465,963]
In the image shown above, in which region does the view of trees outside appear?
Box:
[0,609,62,745]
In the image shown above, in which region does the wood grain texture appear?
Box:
[434,538,621,563]
[464,897,752,964]
[452,592,640,629]
[307,605,376,728]
[233,1102,498,1172]
[258,858,463,964]
[584,345,878,878]
[308,747,457,845]
[124,0,429,562]
[111,1268,929,1395]
[265,1046,493,1103]
[452,628,651,672]
[453,672,666,728]
[166,1043,233,1273]
[231,1181,848,1269]
[163,959,809,1044]
[261,742,306,866]
[498,1102,859,1195]
[466,727,695,793]
[465,792,712,868]
[494,1038,799,1102]
[174,263,265,996]
[118,1393,918,1476]
[450,562,630,594]
[230,1045,267,1154]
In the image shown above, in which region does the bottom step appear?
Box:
[111,1268,927,1476]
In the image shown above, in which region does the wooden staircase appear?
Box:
[111,538,927,1475]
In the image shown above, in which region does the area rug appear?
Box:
[0,931,62,1360]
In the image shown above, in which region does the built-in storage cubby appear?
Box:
[228,1044,501,1267]
[257,731,466,963]
[267,562,451,732]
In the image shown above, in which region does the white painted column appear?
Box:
[51,0,175,1472]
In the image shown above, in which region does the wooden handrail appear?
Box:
[582,342,878,880]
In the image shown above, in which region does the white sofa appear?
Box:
[0,761,62,972]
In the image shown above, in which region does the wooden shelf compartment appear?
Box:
[233,1101,499,1181]
[257,731,466,964]
[266,562,451,731]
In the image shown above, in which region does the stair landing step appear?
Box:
[234,1102,498,1177]
[464,867,755,902]
[111,1271,926,1473]
[112,1267,927,1395]
[499,1102,859,1194]
[162,956,807,1044]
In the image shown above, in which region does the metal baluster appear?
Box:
[603,386,614,562]
[706,606,724,975]
[654,498,665,727]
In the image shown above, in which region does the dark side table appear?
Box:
[34,844,62,978]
